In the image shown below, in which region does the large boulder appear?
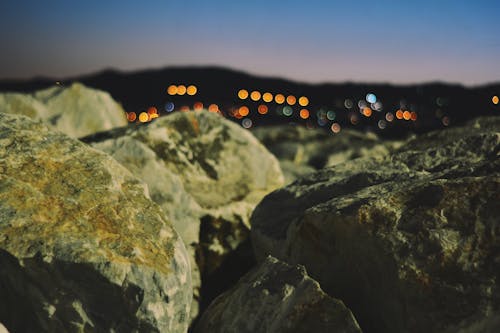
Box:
[84,110,284,319]
[0,113,191,332]
[251,117,500,333]
[194,256,361,333]
[0,82,127,138]
[252,125,402,183]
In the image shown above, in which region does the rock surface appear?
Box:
[0,113,191,332]
[0,82,127,138]
[84,110,284,319]
[251,117,500,333]
[252,125,402,183]
[194,256,361,333]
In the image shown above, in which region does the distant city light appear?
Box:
[262,92,273,103]
[331,123,341,133]
[395,109,404,119]
[147,106,158,115]
[362,107,372,117]
[258,104,269,114]
[385,112,394,122]
[283,106,293,116]
[403,110,411,120]
[493,95,499,105]
[193,102,203,110]
[238,89,249,99]
[250,91,261,101]
[139,112,149,123]
[127,112,137,122]
[242,118,253,129]
[239,106,250,117]
[165,102,175,112]
[298,96,309,107]
[177,85,187,95]
[208,104,219,112]
[286,95,296,106]
[167,85,177,95]
[326,110,336,120]
[187,85,197,96]
[366,93,377,104]
[410,111,418,121]
[299,109,310,119]
[275,94,285,104]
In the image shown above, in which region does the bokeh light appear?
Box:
[139,112,149,123]
[165,102,175,112]
[242,118,253,129]
[258,104,269,114]
[239,106,250,117]
[187,85,197,96]
[283,106,293,116]
[208,104,219,112]
[167,85,177,95]
[238,89,249,99]
[147,106,158,115]
[410,111,418,121]
[442,116,450,126]
[326,110,336,120]
[275,94,285,104]
[366,93,377,104]
[350,114,359,125]
[298,96,309,107]
[299,109,310,119]
[378,120,387,129]
[286,95,296,105]
[177,85,187,95]
[344,99,353,109]
[180,105,190,112]
[262,92,273,103]
[493,95,499,105]
[193,102,203,111]
[331,123,341,133]
[362,107,372,117]
[385,112,394,122]
[396,109,404,119]
[127,112,137,122]
[403,110,411,120]
[250,91,261,101]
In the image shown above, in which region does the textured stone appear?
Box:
[252,125,402,183]
[0,82,127,138]
[0,113,191,332]
[194,256,361,333]
[252,117,500,333]
[84,110,284,319]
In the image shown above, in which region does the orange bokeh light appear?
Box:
[127,112,137,122]
[187,85,197,96]
[396,109,404,119]
[167,85,177,95]
[250,91,261,101]
[286,95,296,105]
[362,107,372,117]
[410,111,418,121]
[193,102,203,110]
[403,111,411,120]
[299,109,310,119]
[275,94,285,104]
[239,106,250,117]
[177,85,187,95]
[493,95,499,105]
[298,96,309,107]
[208,104,219,112]
[262,92,273,103]
[258,104,268,114]
[147,106,158,115]
[238,89,249,99]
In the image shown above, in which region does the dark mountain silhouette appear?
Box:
[0,66,498,138]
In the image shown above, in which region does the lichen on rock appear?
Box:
[0,113,191,332]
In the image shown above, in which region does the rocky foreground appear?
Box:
[0,84,499,332]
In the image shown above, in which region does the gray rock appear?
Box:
[251,117,500,333]
[0,113,191,332]
[194,256,362,333]
[252,125,402,183]
[0,82,127,138]
[85,110,284,319]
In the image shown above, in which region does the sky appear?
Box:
[1,0,499,85]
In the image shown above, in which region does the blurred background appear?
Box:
[1,0,499,136]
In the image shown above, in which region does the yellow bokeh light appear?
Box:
[239,106,250,117]
[493,95,499,105]
[258,104,268,114]
[177,85,187,95]
[299,109,310,119]
[167,85,177,95]
[238,89,249,99]
[250,91,261,101]
[187,85,197,96]
[262,92,273,103]
[139,112,149,123]
[286,95,296,105]
[298,96,309,107]
[275,94,285,104]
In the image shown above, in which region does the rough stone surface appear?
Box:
[84,110,284,319]
[0,83,127,138]
[253,125,402,183]
[0,113,191,332]
[194,256,361,333]
[252,117,500,333]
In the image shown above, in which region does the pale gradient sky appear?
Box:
[1,0,499,85]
